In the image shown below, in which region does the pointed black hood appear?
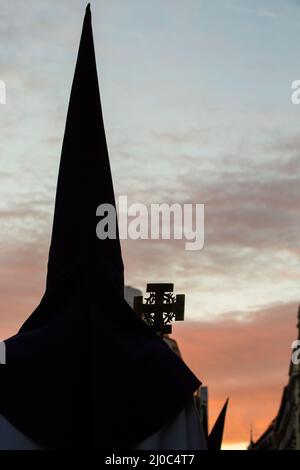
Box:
[19,4,123,334]
[208,399,229,450]
[47,4,123,295]
[0,5,200,450]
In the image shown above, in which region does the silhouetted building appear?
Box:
[124,286,142,308]
[249,306,300,450]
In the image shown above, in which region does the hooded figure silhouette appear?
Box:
[0,5,202,449]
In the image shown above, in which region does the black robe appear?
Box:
[0,4,201,449]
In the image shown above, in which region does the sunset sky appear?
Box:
[0,0,300,449]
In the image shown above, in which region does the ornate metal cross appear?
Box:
[133,283,185,334]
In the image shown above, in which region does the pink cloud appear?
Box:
[171,301,299,445]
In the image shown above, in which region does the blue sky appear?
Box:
[0,0,300,333]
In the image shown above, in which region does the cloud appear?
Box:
[0,240,47,339]
[115,119,300,318]
[0,1,299,452]
[171,301,299,445]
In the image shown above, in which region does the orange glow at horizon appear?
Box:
[172,302,298,447]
